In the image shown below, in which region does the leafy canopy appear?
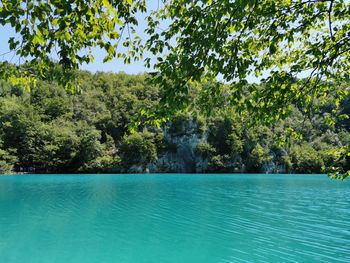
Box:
[1,0,350,178]
[0,0,145,88]
[146,0,350,120]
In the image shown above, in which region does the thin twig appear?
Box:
[328,0,334,39]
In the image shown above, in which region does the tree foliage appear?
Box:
[0,71,349,174]
[146,0,350,120]
[120,131,157,169]
[2,1,349,108]
[1,1,350,178]
[0,0,145,88]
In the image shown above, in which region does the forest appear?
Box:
[0,69,349,174]
[1,3,350,262]
[1,1,350,178]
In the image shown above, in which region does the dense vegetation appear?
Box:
[1,1,350,178]
[0,71,349,174]
[1,1,349,120]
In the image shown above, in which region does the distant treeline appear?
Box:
[0,70,349,174]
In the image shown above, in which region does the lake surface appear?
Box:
[0,174,349,263]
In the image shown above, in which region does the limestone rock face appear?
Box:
[139,119,290,174]
[149,120,208,173]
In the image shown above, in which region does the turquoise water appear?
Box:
[0,174,349,263]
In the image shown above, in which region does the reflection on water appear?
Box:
[0,174,349,263]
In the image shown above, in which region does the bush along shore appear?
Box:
[0,70,349,174]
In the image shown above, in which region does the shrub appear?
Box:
[82,155,121,172]
[290,143,324,173]
[208,155,231,172]
[0,148,17,174]
[168,113,192,136]
[195,141,215,159]
[246,143,273,172]
[207,117,233,155]
[120,131,157,168]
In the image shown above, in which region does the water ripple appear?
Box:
[0,174,349,263]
